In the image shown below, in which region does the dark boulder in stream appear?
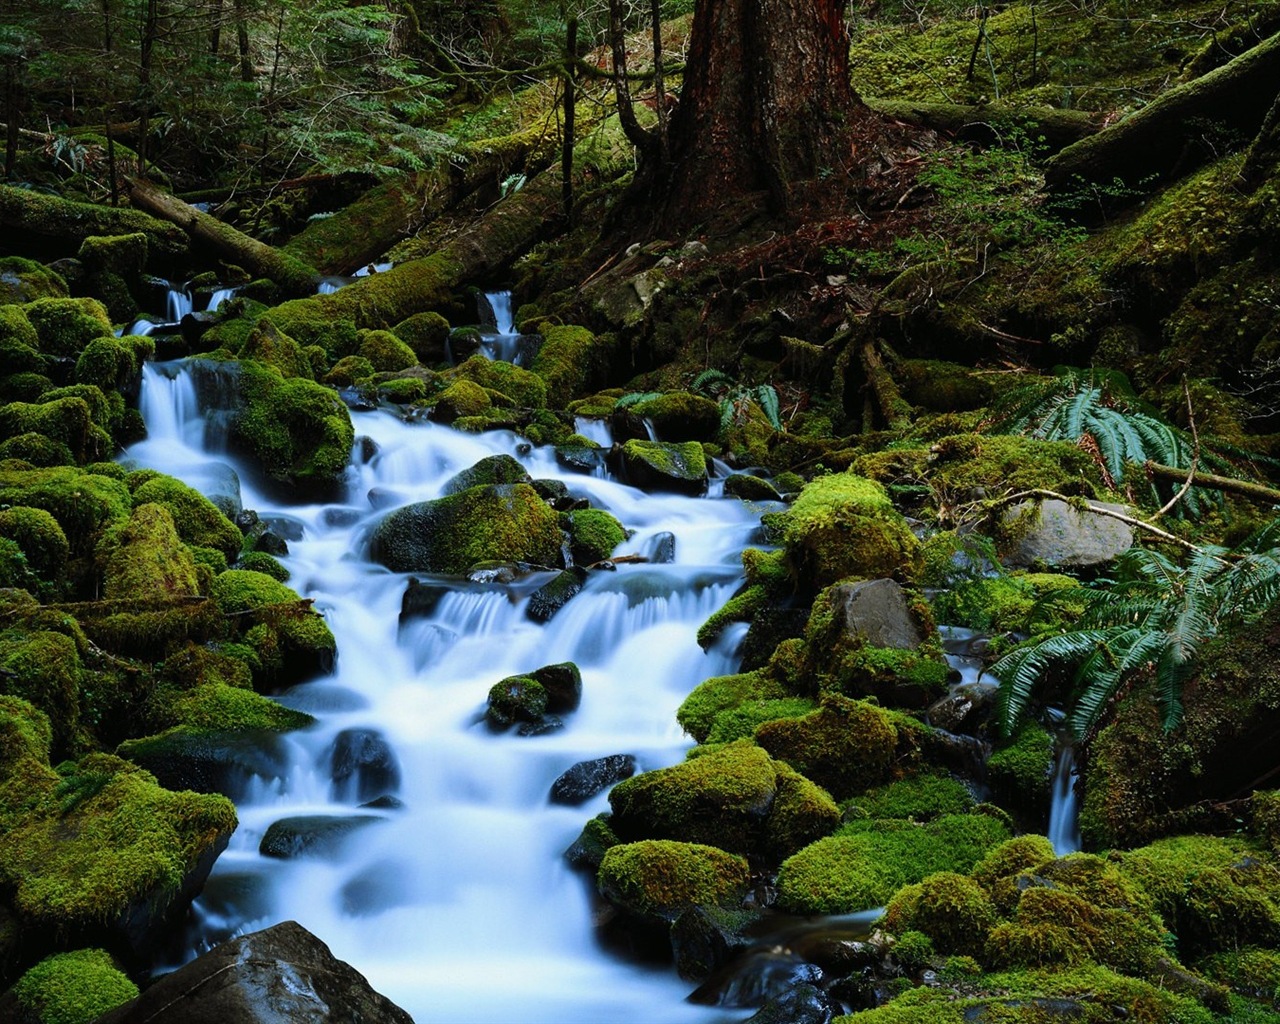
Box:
[550,753,637,805]
[93,920,414,1024]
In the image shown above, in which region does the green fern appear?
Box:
[692,369,735,396]
[614,391,664,411]
[990,526,1280,739]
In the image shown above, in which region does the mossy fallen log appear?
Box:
[267,132,631,337]
[1045,31,1280,190]
[284,128,553,276]
[126,178,319,297]
[866,99,1099,153]
[1143,461,1280,505]
[0,185,188,260]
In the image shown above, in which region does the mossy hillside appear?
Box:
[228,360,354,497]
[11,948,138,1024]
[560,508,627,565]
[369,483,564,574]
[0,753,236,940]
[766,473,918,591]
[532,324,617,406]
[596,840,750,924]
[96,506,199,608]
[608,740,838,859]
[128,474,242,561]
[776,811,1010,914]
[22,298,113,360]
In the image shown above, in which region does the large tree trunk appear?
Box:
[655,0,872,229]
[0,183,188,258]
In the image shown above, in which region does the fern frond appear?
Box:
[615,391,664,410]
[692,369,734,396]
[753,385,782,430]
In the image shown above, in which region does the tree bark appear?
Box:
[1045,31,1280,190]
[1143,461,1280,505]
[654,0,873,229]
[127,177,318,294]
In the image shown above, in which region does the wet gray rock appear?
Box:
[549,754,637,805]
[93,920,413,1024]
[609,440,708,496]
[926,681,1001,735]
[830,578,925,649]
[527,567,588,622]
[259,814,385,859]
[532,662,582,712]
[744,983,832,1024]
[117,727,291,798]
[1000,498,1134,568]
[328,728,400,802]
[555,441,606,475]
[671,905,753,981]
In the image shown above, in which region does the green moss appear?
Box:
[597,839,749,923]
[767,473,918,591]
[0,256,68,306]
[561,507,627,565]
[899,360,994,412]
[0,467,130,558]
[1200,947,1280,1004]
[704,696,817,744]
[0,630,81,756]
[676,669,790,743]
[765,761,840,860]
[359,329,418,373]
[165,683,314,732]
[431,378,491,420]
[392,311,450,363]
[617,439,708,493]
[209,569,335,670]
[0,695,52,769]
[323,354,376,387]
[378,377,429,403]
[532,324,616,406]
[0,753,236,932]
[0,432,73,467]
[776,811,1009,914]
[131,474,243,560]
[23,297,113,358]
[97,504,200,600]
[852,773,975,822]
[452,355,547,409]
[987,724,1053,814]
[242,319,311,378]
[628,392,721,441]
[13,948,138,1024]
[755,694,898,800]
[696,584,767,650]
[74,334,154,393]
[884,871,996,957]
[236,550,289,581]
[971,835,1057,893]
[0,397,108,465]
[370,483,563,574]
[485,676,548,728]
[933,572,1085,634]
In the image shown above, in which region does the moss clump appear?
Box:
[241,319,311,378]
[209,570,335,685]
[0,630,82,756]
[755,694,898,800]
[561,507,627,565]
[776,812,1010,914]
[0,467,128,559]
[0,256,68,305]
[0,753,236,934]
[765,761,840,860]
[986,724,1053,815]
[0,433,73,468]
[236,550,289,581]
[677,669,791,743]
[971,835,1057,892]
[532,324,616,406]
[899,360,994,412]
[932,572,1084,634]
[392,311,450,363]
[323,355,376,387]
[0,695,52,769]
[884,871,996,957]
[627,392,721,441]
[766,473,918,591]
[359,329,418,372]
[430,379,491,421]
[97,504,200,600]
[377,377,429,403]
[230,361,354,497]
[12,948,139,1024]
[696,584,767,650]
[73,334,154,393]
[442,454,532,495]
[0,397,108,465]
[164,683,314,732]
[597,840,749,923]
[452,355,547,409]
[486,675,548,728]
[370,483,563,574]
[852,773,975,822]
[614,439,709,494]
[130,473,243,561]
[23,297,113,358]
[704,696,817,744]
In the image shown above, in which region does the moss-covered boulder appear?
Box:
[0,397,109,465]
[610,439,708,495]
[0,753,236,954]
[228,361,354,499]
[0,433,72,468]
[532,324,617,406]
[74,334,153,393]
[986,723,1054,820]
[97,504,200,601]
[10,948,138,1024]
[23,297,113,359]
[609,740,838,859]
[0,466,131,557]
[755,694,898,800]
[0,257,69,306]
[359,329,417,373]
[677,669,792,743]
[0,630,82,756]
[451,355,547,408]
[561,507,627,565]
[622,392,721,442]
[485,675,548,728]
[77,234,147,323]
[369,483,563,574]
[441,454,532,495]
[241,319,310,379]
[392,311,450,364]
[323,355,376,387]
[129,473,242,561]
[883,871,997,957]
[429,379,491,422]
[0,506,68,588]
[766,473,918,591]
[597,840,750,925]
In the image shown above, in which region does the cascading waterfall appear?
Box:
[125,362,771,1023]
[478,290,526,364]
[1048,745,1082,855]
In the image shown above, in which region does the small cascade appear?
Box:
[166,285,194,322]
[1048,745,1082,855]
[317,263,393,295]
[478,289,528,365]
[573,416,612,447]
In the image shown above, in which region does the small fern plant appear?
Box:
[990,521,1280,740]
[691,369,783,431]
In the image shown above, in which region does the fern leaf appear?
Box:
[754,385,783,431]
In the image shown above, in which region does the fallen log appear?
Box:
[1144,461,1280,505]
[867,98,1099,153]
[127,177,320,296]
[859,338,911,432]
[1045,31,1280,190]
[0,183,188,259]
[265,127,632,336]
[284,128,555,276]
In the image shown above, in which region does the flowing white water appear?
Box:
[1047,745,1082,855]
[126,363,766,1022]
[479,290,525,364]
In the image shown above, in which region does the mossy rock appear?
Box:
[0,397,108,465]
[898,360,994,412]
[703,696,817,745]
[561,507,627,565]
[78,233,146,322]
[442,454,532,495]
[163,683,314,733]
[11,948,138,1024]
[358,329,417,373]
[852,773,975,822]
[986,724,1053,819]
[130,474,243,561]
[0,257,69,306]
[0,630,82,757]
[696,583,768,651]
[767,473,918,592]
[392,311,450,364]
[0,753,236,947]
[884,871,996,958]
[0,695,52,771]
[626,392,721,441]
[229,361,354,499]
[755,694,898,801]
[597,840,749,924]
[323,355,375,388]
[242,319,311,379]
[485,675,548,728]
[97,504,200,600]
[0,465,132,558]
[369,483,563,574]
[776,812,1010,915]
[611,439,708,495]
[430,379,491,422]
[451,355,546,409]
[0,433,73,468]
[723,474,784,502]
[971,835,1057,894]
[209,570,335,686]
[74,335,154,393]
[377,377,429,404]
[23,297,113,358]
[932,572,1084,635]
[236,551,289,581]
[532,324,617,406]
[263,304,359,361]
[677,669,791,743]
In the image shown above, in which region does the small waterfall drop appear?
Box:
[479,290,526,364]
[124,360,762,1023]
[1048,745,1082,855]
